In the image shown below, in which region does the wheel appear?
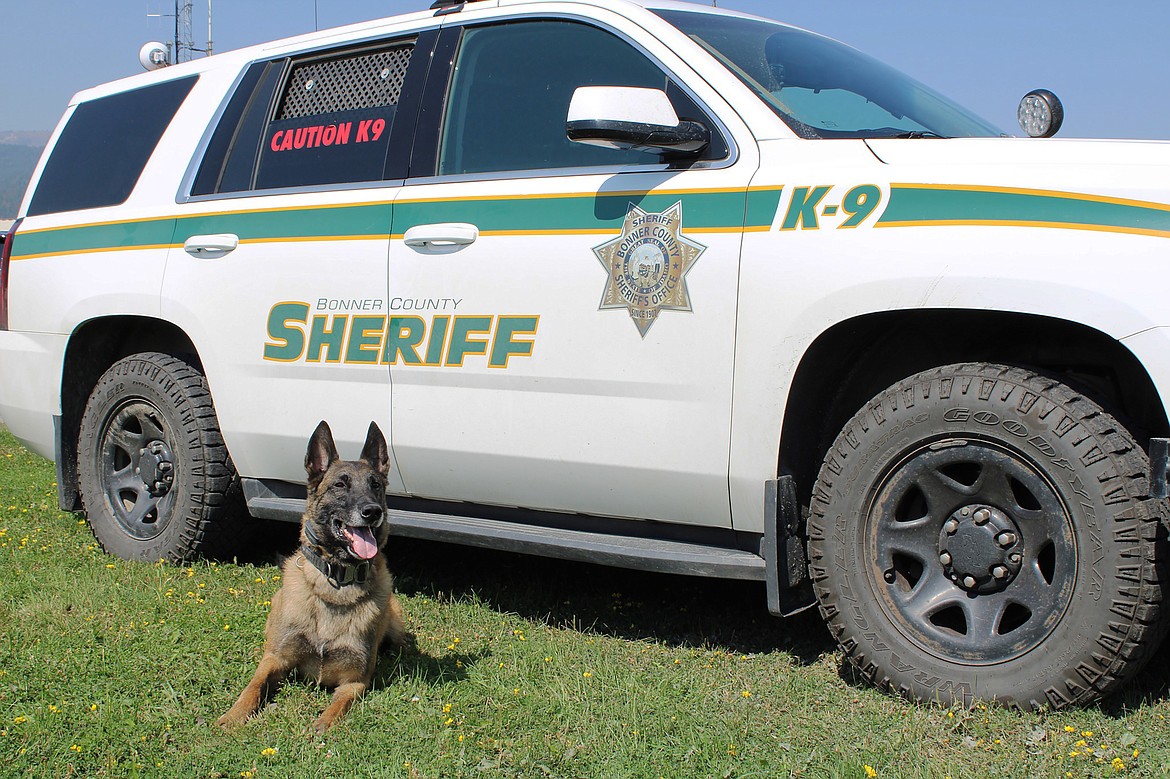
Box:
[808,362,1167,709]
[78,352,248,562]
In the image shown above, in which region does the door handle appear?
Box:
[183,233,239,258]
[402,223,478,251]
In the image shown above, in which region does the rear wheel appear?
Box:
[78,352,248,562]
[808,363,1167,708]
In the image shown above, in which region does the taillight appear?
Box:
[0,217,21,331]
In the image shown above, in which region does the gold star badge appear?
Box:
[593,201,706,337]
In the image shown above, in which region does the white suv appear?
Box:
[3,0,1169,710]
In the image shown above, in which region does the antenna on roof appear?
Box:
[144,0,213,67]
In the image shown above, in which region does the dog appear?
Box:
[217,420,406,733]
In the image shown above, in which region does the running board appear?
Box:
[242,483,765,581]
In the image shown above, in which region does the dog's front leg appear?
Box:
[217,653,293,729]
[313,680,368,733]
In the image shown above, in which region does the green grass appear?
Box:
[2,426,1170,778]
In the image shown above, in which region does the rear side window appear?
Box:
[192,39,420,195]
[28,76,197,216]
[255,41,413,190]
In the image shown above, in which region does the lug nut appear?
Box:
[973,508,991,525]
[943,519,959,534]
[962,575,977,588]
[939,551,952,565]
[960,507,971,516]
[996,531,1017,548]
[992,565,1009,580]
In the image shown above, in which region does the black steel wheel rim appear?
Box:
[96,399,178,541]
[865,438,1077,664]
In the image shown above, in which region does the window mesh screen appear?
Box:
[278,44,412,120]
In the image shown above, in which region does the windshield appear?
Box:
[654,10,1003,139]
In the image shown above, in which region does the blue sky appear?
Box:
[2,0,1168,140]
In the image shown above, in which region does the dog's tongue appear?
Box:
[344,526,379,560]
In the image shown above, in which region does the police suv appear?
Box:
[2,0,1168,711]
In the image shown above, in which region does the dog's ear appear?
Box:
[360,421,390,478]
[305,420,339,487]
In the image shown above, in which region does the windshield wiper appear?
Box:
[888,130,949,139]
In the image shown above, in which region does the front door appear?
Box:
[387,18,760,526]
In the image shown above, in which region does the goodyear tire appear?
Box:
[78,352,248,562]
[808,363,1167,709]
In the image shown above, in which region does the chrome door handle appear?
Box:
[402,223,478,250]
[183,233,239,258]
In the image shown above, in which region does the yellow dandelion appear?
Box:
[864,766,878,779]
[12,716,26,725]
[741,691,752,698]
[70,745,81,753]
[1112,757,1126,772]
[583,672,593,678]
[261,747,277,757]
[1083,731,1093,738]
[1064,726,1076,732]
[442,704,452,714]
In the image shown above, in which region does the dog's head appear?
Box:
[303,420,390,562]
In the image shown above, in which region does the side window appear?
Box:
[255,42,413,190]
[28,76,197,216]
[438,21,710,176]
[193,38,420,196]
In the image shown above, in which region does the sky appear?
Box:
[1,0,1169,140]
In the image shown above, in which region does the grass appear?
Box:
[2,427,1170,778]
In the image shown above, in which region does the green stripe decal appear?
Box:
[391,190,760,234]
[745,186,784,229]
[175,203,393,243]
[878,185,1170,237]
[13,188,771,260]
[15,218,179,258]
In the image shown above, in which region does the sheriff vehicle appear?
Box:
[2,0,1167,711]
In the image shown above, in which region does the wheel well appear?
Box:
[57,317,200,511]
[778,309,1170,498]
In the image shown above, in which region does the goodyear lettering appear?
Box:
[264,302,537,368]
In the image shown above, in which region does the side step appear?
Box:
[242,481,765,581]
[388,510,766,580]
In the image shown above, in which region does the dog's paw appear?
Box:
[215,711,246,730]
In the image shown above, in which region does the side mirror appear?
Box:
[566,86,710,155]
[1017,89,1064,138]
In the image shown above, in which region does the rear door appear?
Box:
[163,27,436,485]
[387,12,762,526]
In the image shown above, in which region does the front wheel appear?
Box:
[77,352,248,562]
[808,363,1166,709]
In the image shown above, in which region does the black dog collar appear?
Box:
[300,543,371,588]
[300,520,372,588]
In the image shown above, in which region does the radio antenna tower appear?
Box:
[148,0,213,64]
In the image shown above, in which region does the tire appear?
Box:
[77,352,248,562]
[807,362,1167,709]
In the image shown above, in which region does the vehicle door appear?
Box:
[387,13,763,526]
[162,27,436,487]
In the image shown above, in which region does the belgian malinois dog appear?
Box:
[218,420,406,733]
